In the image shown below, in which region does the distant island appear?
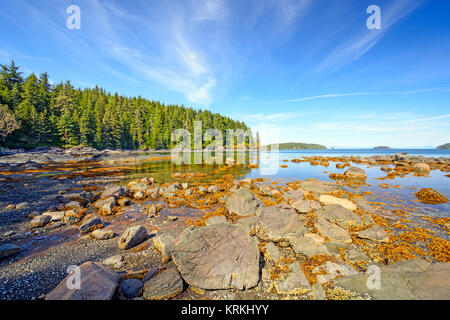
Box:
[265,142,327,150]
[373,146,392,149]
[436,143,450,150]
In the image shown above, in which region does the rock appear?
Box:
[45,261,119,300]
[298,180,346,194]
[316,217,352,243]
[315,261,358,284]
[316,204,362,228]
[143,268,183,300]
[414,188,448,204]
[381,165,392,172]
[274,261,311,295]
[357,225,389,242]
[354,198,374,214]
[335,259,450,300]
[63,215,80,225]
[344,166,367,180]
[318,195,357,211]
[16,202,30,210]
[91,229,114,240]
[413,162,431,174]
[5,204,15,210]
[146,205,158,217]
[171,224,260,290]
[42,211,65,222]
[65,201,82,209]
[120,279,144,298]
[235,215,260,233]
[205,216,227,226]
[118,226,147,250]
[79,216,103,234]
[167,215,178,222]
[30,215,51,228]
[94,197,116,215]
[207,185,219,193]
[225,188,264,216]
[264,242,282,262]
[101,185,129,199]
[304,233,325,245]
[103,255,124,268]
[130,182,150,194]
[256,206,306,244]
[118,197,131,206]
[28,210,39,219]
[291,236,329,257]
[153,233,174,263]
[291,199,311,213]
[283,189,305,201]
[347,244,369,262]
[3,230,14,237]
[181,182,189,190]
[0,243,22,259]
[313,282,326,300]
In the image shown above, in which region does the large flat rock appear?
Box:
[225,188,264,216]
[45,261,119,300]
[256,206,306,243]
[172,224,260,290]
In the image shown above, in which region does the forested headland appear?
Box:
[0,60,250,150]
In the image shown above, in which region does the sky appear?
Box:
[0,0,449,148]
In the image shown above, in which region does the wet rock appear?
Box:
[101,185,129,199]
[291,236,329,257]
[120,278,144,298]
[316,204,362,228]
[414,188,448,204]
[118,225,147,250]
[413,162,430,174]
[205,215,227,226]
[357,225,389,243]
[381,165,392,172]
[0,243,22,259]
[94,197,116,215]
[225,188,264,216]
[318,195,357,211]
[16,202,30,210]
[316,217,352,243]
[143,268,183,300]
[274,261,311,295]
[43,211,65,222]
[298,180,346,194]
[92,229,115,240]
[153,233,174,263]
[255,206,306,244]
[63,215,80,226]
[45,261,119,300]
[65,201,82,209]
[103,255,124,268]
[5,204,15,210]
[79,216,103,234]
[344,166,367,180]
[335,259,450,300]
[30,214,51,228]
[354,198,374,214]
[172,224,260,290]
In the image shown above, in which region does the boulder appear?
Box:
[91,229,115,240]
[315,261,358,284]
[42,211,65,222]
[118,225,147,250]
[264,242,282,262]
[413,162,431,174]
[316,204,362,228]
[30,215,51,228]
[318,195,357,211]
[65,201,82,209]
[153,233,174,263]
[291,236,329,257]
[298,180,346,194]
[103,255,124,268]
[143,268,183,300]
[291,199,311,213]
[225,188,264,216]
[79,216,103,234]
[357,225,389,242]
[171,224,260,290]
[45,261,119,300]
[316,217,352,243]
[205,215,227,226]
[335,259,450,300]
[274,261,311,295]
[120,279,144,298]
[344,166,367,180]
[256,206,306,244]
[94,197,116,215]
[0,243,22,259]
[414,188,448,204]
[353,198,374,214]
[100,185,129,199]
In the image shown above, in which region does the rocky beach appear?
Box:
[0,147,449,300]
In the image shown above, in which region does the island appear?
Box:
[265,142,327,150]
[373,146,392,149]
[436,143,450,150]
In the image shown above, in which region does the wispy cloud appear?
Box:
[315,0,425,73]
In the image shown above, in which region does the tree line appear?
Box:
[0,60,250,150]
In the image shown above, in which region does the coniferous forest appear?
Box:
[0,60,250,150]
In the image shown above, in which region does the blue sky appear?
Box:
[0,0,449,148]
